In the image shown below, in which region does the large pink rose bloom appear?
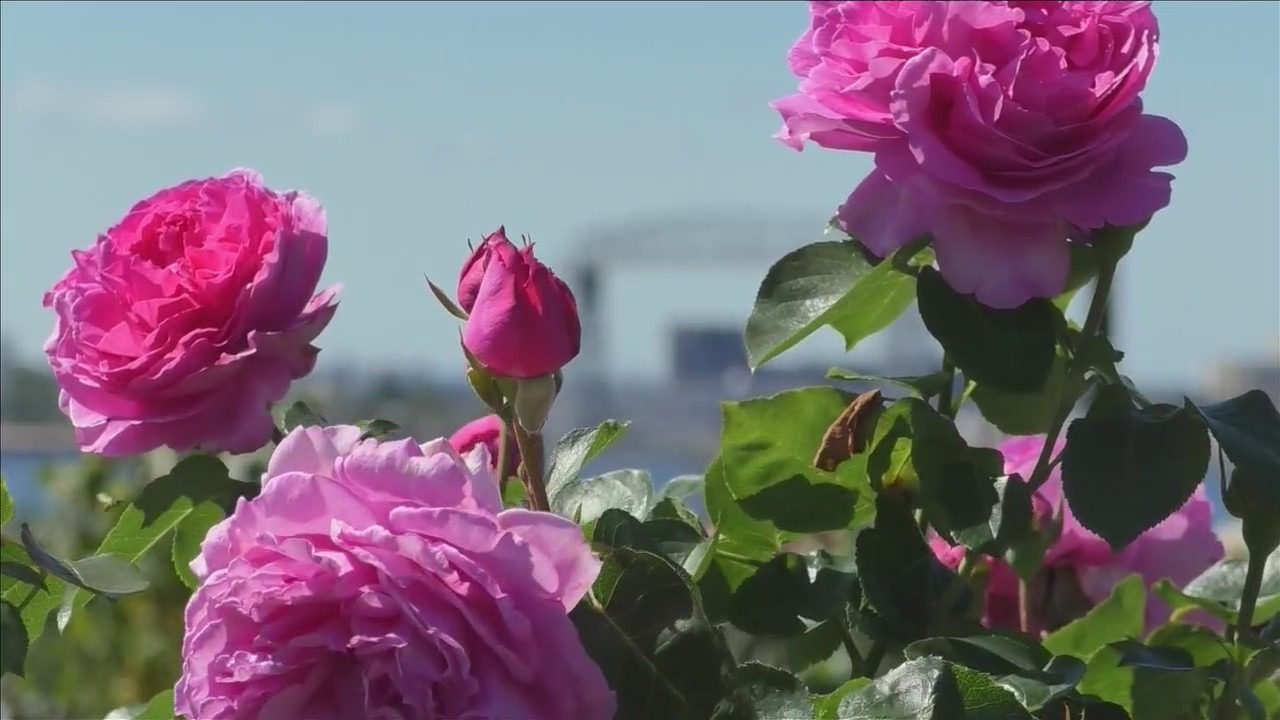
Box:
[43,169,338,456]
[933,436,1222,632]
[175,426,615,720]
[775,1,1187,308]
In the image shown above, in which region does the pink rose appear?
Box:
[449,414,520,478]
[42,169,338,456]
[457,227,517,313]
[932,436,1223,632]
[461,235,580,379]
[774,1,1187,308]
[176,426,615,720]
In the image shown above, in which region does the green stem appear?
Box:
[1018,576,1034,637]
[937,356,957,419]
[495,418,512,496]
[1026,260,1118,494]
[1235,548,1267,643]
[863,640,887,677]
[512,423,551,512]
[836,619,868,679]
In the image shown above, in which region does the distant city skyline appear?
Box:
[2,1,1277,389]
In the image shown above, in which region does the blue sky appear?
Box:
[1,1,1276,388]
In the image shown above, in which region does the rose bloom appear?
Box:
[449,414,520,478]
[43,169,338,456]
[932,436,1223,633]
[175,425,614,720]
[775,1,1187,308]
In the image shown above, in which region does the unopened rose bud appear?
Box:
[461,240,581,379]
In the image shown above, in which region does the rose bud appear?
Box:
[462,242,580,379]
[456,226,517,313]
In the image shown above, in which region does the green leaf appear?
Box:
[425,274,468,320]
[591,509,704,569]
[282,400,327,431]
[836,656,965,719]
[702,458,791,563]
[744,240,918,370]
[0,474,13,526]
[1077,641,1221,720]
[0,560,45,591]
[868,398,1006,550]
[827,368,952,399]
[721,387,875,533]
[172,501,226,589]
[501,479,527,508]
[552,469,654,526]
[1176,550,1280,626]
[971,354,1084,436]
[134,688,176,720]
[354,418,401,440]
[1044,575,1145,659]
[856,495,967,640]
[951,665,1034,720]
[65,554,149,596]
[815,678,871,719]
[546,420,630,497]
[906,635,1050,677]
[713,663,814,720]
[57,455,254,631]
[1062,385,1211,549]
[0,600,26,677]
[572,547,735,720]
[19,524,148,598]
[725,554,812,636]
[1190,390,1280,522]
[916,266,1059,393]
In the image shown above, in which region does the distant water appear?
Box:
[0,451,77,518]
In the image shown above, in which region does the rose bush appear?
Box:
[774,1,1187,307]
[174,425,614,720]
[42,169,338,456]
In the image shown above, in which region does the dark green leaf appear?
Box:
[702,457,791,563]
[712,663,814,720]
[1063,385,1210,549]
[0,600,26,677]
[425,275,468,320]
[972,354,1084,436]
[1189,390,1280,518]
[552,469,653,525]
[726,554,812,636]
[354,418,401,440]
[546,420,630,497]
[282,400,327,431]
[592,508,704,569]
[721,387,875,533]
[916,266,1058,393]
[745,240,918,370]
[996,656,1086,711]
[906,635,1050,677]
[837,656,965,719]
[0,474,12,526]
[1044,575,1145,659]
[827,369,953,399]
[855,495,967,640]
[1145,623,1232,669]
[572,547,735,720]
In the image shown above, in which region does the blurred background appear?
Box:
[0,2,1277,717]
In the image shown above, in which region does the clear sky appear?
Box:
[1,1,1276,388]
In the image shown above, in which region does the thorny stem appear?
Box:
[1026,259,1118,494]
[512,422,551,512]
